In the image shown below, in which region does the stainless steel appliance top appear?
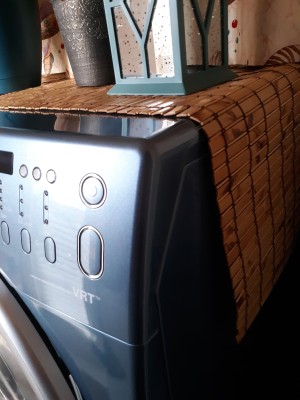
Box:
[0,110,177,138]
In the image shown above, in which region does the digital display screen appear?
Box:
[0,151,13,175]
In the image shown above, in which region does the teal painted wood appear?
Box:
[104,0,236,95]
[0,0,42,94]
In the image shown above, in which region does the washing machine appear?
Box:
[0,110,237,399]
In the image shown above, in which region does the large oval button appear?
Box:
[44,237,56,264]
[1,221,10,245]
[21,229,31,254]
[77,226,104,279]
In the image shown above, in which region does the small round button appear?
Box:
[46,169,56,184]
[80,174,106,208]
[19,164,28,178]
[32,167,42,181]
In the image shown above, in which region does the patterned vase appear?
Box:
[0,0,42,94]
[51,0,115,86]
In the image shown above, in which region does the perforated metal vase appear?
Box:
[52,0,115,87]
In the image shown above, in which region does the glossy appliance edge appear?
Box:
[0,111,237,399]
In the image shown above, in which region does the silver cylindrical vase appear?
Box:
[51,0,115,86]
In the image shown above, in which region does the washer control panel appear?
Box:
[0,111,193,343]
[0,155,109,278]
[0,127,145,337]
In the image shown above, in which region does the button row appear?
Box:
[1,221,104,279]
[1,221,56,263]
[19,164,56,184]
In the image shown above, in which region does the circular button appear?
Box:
[46,169,56,184]
[80,174,106,208]
[19,164,28,178]
[32,167,42,181]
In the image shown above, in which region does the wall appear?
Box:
[39,0,300,79]
[228,0,300,65]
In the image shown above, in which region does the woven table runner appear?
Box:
[1,63,299,342]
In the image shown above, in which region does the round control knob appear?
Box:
[80,173,106,208]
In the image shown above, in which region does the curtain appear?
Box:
[39,0,300,76]
[228,0,300,66]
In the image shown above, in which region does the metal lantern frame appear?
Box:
[104,0,236,95]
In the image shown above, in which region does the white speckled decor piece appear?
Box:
[184,0,222,66]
